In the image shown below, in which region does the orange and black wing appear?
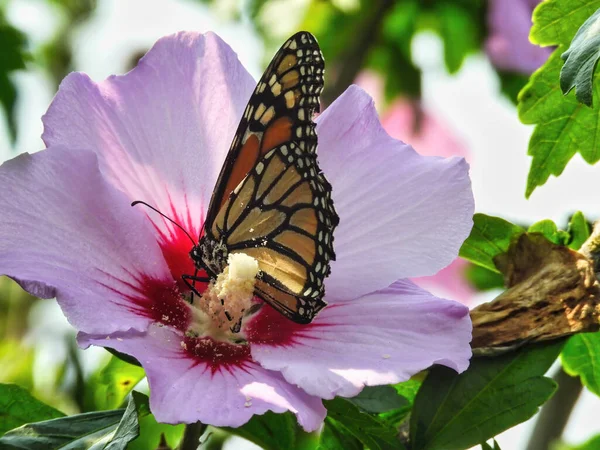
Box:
[203,31,324,229]
[203,32,338,324]
[215,140,338,323]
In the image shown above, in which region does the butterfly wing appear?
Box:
[202,31,338,324]
[203,31,324,228]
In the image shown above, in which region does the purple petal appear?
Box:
[42,32,256,237]
[81,325,326,431]
[0,148,175,334]
[486,0,551,74]
[316,86,474,300]
[249,279,472,399]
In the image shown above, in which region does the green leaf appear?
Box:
[518,52,600,197]
[128,413,184,450]
[567,211,591,250]
[97,356,145,410]
[376,379,423,426]
[227,411,298,450]
[0,341,35,389]
[562,332,600,396]
[481,440,501,450]
[531,0,600,47]
[464,263,505,291]
[561,7,600,106]
[410,341,564,450]
[324,397,403,450]
[528,219,570,245]
[0,384,64,436]
[520,0,600,196]
[0,391,149,449]
[436,2,480,74]
[348,385,410,414]
[319,418,363,450]
[0,20,28,143]
[393,378,422,403]
[104,392,149,450]
[459,214,525,272]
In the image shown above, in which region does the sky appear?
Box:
[2,0,600,448]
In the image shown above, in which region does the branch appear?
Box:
[470,233,600,356]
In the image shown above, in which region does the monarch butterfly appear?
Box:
[136,32,338,328]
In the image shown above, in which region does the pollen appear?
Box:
[188,253,260,342]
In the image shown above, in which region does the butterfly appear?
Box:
[138,32,338,328]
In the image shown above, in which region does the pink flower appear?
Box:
[486,0,552,74]
[0,32,474,430]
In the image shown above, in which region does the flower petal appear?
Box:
[0,147,174,334]
[80,325,326,431]
[42,31,256,237]
[249,279,472,399]
[412,258,475,305]
[316,86,474,300]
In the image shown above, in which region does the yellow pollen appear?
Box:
[188,253,260,342]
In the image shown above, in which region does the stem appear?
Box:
[179,422,207,450]
[525,367,583,450]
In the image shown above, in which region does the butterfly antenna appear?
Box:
[131,200,197,245]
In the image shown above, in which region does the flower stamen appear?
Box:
[187,253,260,342]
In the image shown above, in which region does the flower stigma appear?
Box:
[186,253,260,343]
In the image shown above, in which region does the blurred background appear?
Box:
[0,0,598,448]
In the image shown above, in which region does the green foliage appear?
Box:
[0,18,28,144]
[0,384,64,436]
[238,0,485,104]
[561,8,600,106]
[0,391,149,449]
[0,341,35,389]
[410,342,564,450]
[347,385,410,414]
[459,214,525,273]
[319,418,363,450]
[435,1,483,74]
[566,211,591,249]
[519,0,600,197]
[519,52,600,197]
[562,332,600,396]
[460,213,591,276]
[464,264,505,291]
[129,413,184,450]
[378,379,422,426]
[481,440,501,450]
[530,0,600,47]
[323,397,403,450]
[528,219,570,245]
[93,356,145,410]
[227,411,300,450]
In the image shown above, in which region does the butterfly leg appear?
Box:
[182,273,210,304]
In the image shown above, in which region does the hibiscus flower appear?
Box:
[0,32,474,430]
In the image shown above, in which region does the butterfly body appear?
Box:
[192,235,228,279]
[188,31,338,326]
